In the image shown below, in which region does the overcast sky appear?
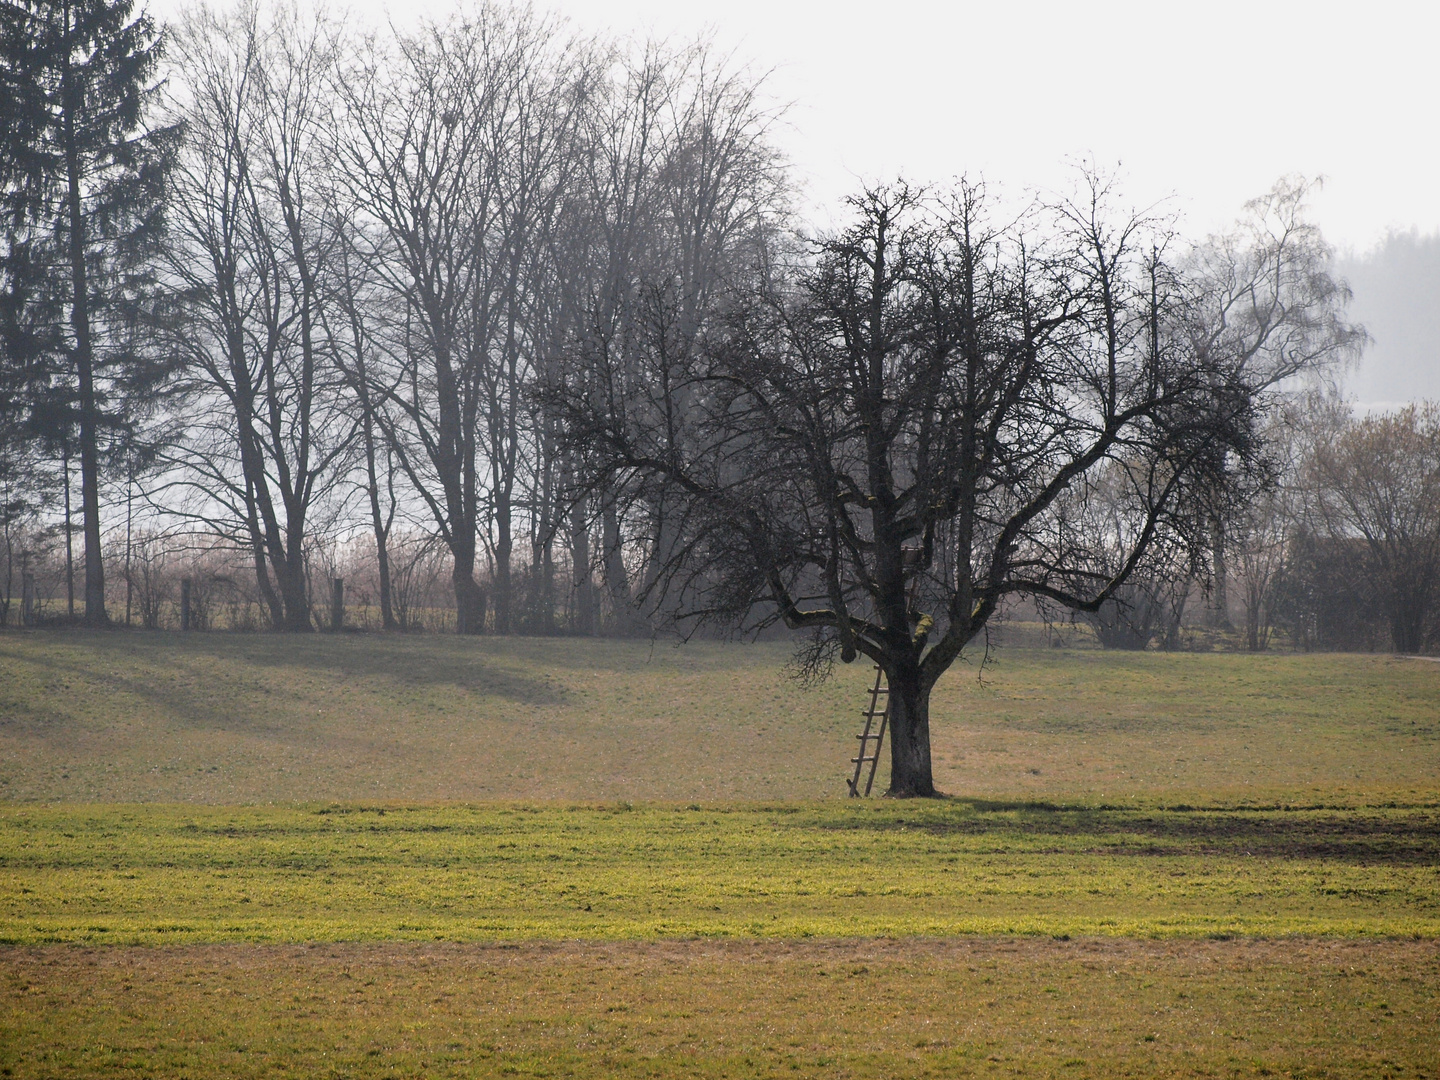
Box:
[149,0,1439,249]
[582,0,1440,254]
[148,0,1440,397]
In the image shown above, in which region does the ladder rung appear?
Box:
[851,755,878,764]
[855,732,883,740]
[869,687,888,693]
[861,709,887,718]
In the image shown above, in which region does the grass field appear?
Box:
[2,801,1438,945]
[5,938,1437,1079]
[1,629,1438,1077]
[2,630,1437,803]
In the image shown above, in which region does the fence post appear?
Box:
[21,572,35,627]
[181,577,191,632]
[332,577,344,632]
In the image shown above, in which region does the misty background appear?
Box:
[1339,232,1440,406]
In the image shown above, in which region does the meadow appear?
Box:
[2,629,1437,803]
[1,629,1438,1078]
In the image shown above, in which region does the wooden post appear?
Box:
[331,577,344,632]
[180,577,191,632]
[21,572,35,627]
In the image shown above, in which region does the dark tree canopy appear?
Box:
[555,177,1357,795]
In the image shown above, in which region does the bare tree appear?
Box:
[475,17,590,633]
[555,175,1349,796]
[164,2,353,630]
[325,213,402,629]
[330,18,787,636]
[1307,402,1440,654]
[332,9,523,633]
[1186,177,1363,629]
[564,45,670,632]
[1075,462,1194,651]
[1230,413,1309,651]
[559,40,788,634]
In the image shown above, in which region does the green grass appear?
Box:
[1,629,1437,803]
[2,801,1437,945]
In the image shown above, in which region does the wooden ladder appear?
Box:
[847,666,889,797]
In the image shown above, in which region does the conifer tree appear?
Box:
[0,0,176,625]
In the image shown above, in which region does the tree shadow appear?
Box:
[814,800,1440,865]
[0,632,567,747]
[232,634,570,705]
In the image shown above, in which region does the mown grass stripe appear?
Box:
[2,802,1436,945]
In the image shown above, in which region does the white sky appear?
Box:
[149,0,1440,253]
[583,0,1440,254]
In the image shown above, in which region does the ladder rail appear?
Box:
[847,666,889,797]
[862,696,888,796]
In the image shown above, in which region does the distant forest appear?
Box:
[3,0,1438,658]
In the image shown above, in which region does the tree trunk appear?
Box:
[2,502,14,626]
[264,479,313,633]
[453,556,487,635]
[1207,516,1230,630]
[1163,586,1188,651]
[275,557,312,632]
[494,492,512,634]
[243,478,285,629]
[539,532,555,635]
[570,490,594,636]
[1390,571,1427,654]
[886,662,936,798]
[62,47,107,627]
[346,301,396,630]
[602,493,638,635]
[63,443,74,619]
[536,444,555,636]
[1244,580,1262,651]
[365,434,396,630]
[642,486,680,616]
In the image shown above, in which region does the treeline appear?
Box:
[2,0,785,635]
[1081,401,1440,654]
[2,0,1436,652]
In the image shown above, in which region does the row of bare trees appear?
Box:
[125,1,784,635]
[2,0,782,637]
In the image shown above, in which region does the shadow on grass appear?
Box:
[0,631,567,744]
[813,800,1440,865]
[233,634,569,705]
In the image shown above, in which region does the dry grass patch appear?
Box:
[3,937,1437,1078]
[3,633,1438,1077]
